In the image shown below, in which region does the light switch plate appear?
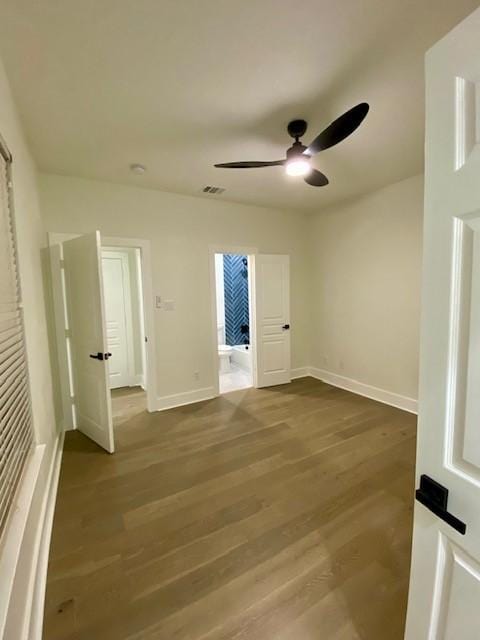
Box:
[163,300,175,311]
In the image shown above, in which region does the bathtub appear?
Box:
[231,344,251,371]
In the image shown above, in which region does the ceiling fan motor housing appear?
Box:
[287,119,308,140]
[287,141,307,159]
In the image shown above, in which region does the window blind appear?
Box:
[0,147,34,538]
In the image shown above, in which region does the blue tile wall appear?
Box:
[223,254,249,346]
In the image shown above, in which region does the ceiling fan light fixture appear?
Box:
[213,103,369,188]
[285,157,311,177]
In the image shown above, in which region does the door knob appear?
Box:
[415,474,466,535]
[89,352,112,361]
[282,324,290,330]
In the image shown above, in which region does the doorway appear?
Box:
[101,246,147,424]
[210,246,292,397]
[48,231,157,453]
[214,252,254,393]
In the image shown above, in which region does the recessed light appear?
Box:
[130,163,146,175]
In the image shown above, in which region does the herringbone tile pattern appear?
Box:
[223,254,249,346]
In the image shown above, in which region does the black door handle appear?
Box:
[415,475,466,535]
[282,324,290,330]
[89,352,112,361]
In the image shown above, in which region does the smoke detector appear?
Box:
[130,163,147,175]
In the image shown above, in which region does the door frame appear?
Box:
[48,232,157,415]
[209,245,258,396]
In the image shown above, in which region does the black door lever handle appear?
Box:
[89,352,112,361]
[282,324,290,330]
[415,475,466,535]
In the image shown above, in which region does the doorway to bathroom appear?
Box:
[214,252,254,393]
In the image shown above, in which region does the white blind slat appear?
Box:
[0,431,32,530]
[0,340,24,371]
[0,148,35,541]
[0,360,26,395]
[0,424,32,503]
[0,375,28,421]
[0,320,22,343]
[0,399,31,454]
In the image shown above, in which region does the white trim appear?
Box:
[0,432,64,639]
[291,366,310,379]
[151,367,417,413]
[131,374,145,389]
[157,386,216,411]
[0,446,45,637]
[309,367,418,414]
[247,255,258,390]
[48,244,75,430]
[24,432,64,640]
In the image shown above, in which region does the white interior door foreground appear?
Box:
[254,254,290,387]
[405,8,480,639]
[102,250,134,389]
[63,232,114,453]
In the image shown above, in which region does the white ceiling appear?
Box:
[0,0,479,211]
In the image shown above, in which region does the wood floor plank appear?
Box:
[43,378,416,640]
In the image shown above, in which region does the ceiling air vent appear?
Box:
[202,185,225,195]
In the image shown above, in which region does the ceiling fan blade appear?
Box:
[304,169,329,187]
[214,160,285,168]
[306,103,369,155]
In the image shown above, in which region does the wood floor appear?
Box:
[43,378,417,640]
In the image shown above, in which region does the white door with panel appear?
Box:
[63,232,114,453]
[102,250,134,389]
[254,254,291,387]
[405,8,480,638]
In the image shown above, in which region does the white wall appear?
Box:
[0,57,59,636]
[309,174,424,405]
[214,253,225,344]
[39,174,312,405]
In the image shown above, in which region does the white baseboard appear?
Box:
[154,368,417,415]
[308,367,418,414]
[25,431,64,639]
[156,386,216,411]
[0,446,45,638]
[0,431,64,640]
[290,366,310,379]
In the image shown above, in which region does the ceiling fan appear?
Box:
[214,102,369,187]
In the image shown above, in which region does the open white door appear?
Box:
[63,232,114,453]
[405,8,480,638]
[254,254,290,387]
